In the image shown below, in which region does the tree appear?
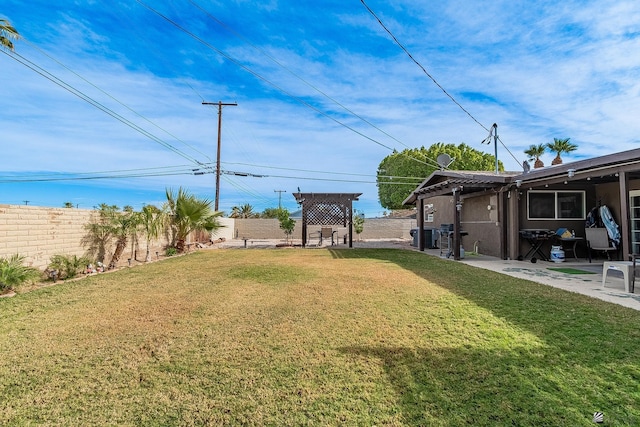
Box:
[230,203,256,218]
[165,187,223,252]
[275,208,295,243]
[139,205,165,262]
[107,208,137,269]
[377,143,503,210]
[82,204,119,264]
[547,138,577,165]
[524,144,547,169]
[0,18,19,51]
[63,202,74,208]
[261,207,289,219]
[353,210,365,241]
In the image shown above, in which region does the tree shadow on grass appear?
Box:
[331,248,640,425]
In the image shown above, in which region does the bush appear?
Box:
[165,247,178,257]
[47,254,92,280]
[0,254,42,293]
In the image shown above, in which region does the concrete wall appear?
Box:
[234,218,414,241]
[0,205,97,269]
[0,205,414,270]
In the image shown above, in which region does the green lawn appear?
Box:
[1,248,639,426]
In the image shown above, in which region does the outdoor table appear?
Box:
[554,236,584,260]
[519,229,554,261]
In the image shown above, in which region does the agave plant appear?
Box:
[0,254,41,293]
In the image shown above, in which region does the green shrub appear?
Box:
[165,247,178,257]
[47,254,92,280]
[0,254,42,293]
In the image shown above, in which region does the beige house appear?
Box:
[403,147,640,261]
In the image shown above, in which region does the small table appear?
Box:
[555,236,584,260]
[520,229,554,261]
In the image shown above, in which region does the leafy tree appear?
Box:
[0,254,41,293]
[353,210,365,241]
[139,205,165,262]
[165,187,223,252]
[275,208,295,243]
[63,202,74,208]
[377,143,503,210]
[547,137,577,165]
[524,144,547,169]
[0,18,19,51]
[261,207,289,219]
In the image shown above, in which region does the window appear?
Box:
[528,191,585,220]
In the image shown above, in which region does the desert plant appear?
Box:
[82,204,119,263]
[165,247,178,257]
[547,137,577,165]
[165,187,223,252]
[524,143,547,168]
[47,254,92,280]
[0,254,41,293]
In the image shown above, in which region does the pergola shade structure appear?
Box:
[293,192,362,247]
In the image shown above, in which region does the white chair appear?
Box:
[585,228,617,262]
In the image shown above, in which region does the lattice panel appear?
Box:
[304,202,350,226]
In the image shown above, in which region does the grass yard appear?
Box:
[1,248,639,426]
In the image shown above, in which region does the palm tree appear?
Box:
[0,18,19,51]
[524,144,547,169]
[82,204,118,264]
[139,205,165,262]
[165,187,223,253]
[107,208,137,269]
[547,137,577,165]
[230,203,255,218]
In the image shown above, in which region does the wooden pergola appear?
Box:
[292,192,361,248]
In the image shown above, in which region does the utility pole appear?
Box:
[202,101,237,211]
[274,190,286,209]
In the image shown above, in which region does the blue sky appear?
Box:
[2,1,640,217]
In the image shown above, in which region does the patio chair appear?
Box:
[585,228,617,262]
[319,227,335,246]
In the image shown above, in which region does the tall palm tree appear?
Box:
[547,137,577,165]
[524,144,547,169]
[0,18,19,51]
[139,204,165,262]
[165,187,223,252]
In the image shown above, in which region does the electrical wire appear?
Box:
[360,0,525,169]
[1,49,206,166]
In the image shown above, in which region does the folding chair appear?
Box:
[585,228,617,262]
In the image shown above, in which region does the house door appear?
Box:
[629,190,640,254]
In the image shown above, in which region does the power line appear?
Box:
[1,49,206,166]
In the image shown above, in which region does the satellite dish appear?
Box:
[522,160,531,173]
[436,154,453,169]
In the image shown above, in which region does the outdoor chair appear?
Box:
[319,227,335,246]
[585,228,617,262]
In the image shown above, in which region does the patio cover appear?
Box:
[293,192,361,247]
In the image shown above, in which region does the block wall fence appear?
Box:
[0,205,414,270]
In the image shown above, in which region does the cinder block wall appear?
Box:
[0,205,97,269]
[234,218,414,240]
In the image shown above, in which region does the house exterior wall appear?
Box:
[418,194,503,258]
